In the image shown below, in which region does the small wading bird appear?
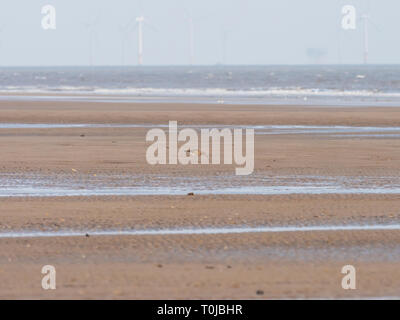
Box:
[185,148,208,158]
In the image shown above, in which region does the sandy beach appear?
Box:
[1,97,400,299]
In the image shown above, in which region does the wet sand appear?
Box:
[1,98,400,299]
[2,98,400,126]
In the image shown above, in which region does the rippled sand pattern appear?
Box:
[1,100,400,299]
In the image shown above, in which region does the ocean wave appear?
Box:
[0,86,400,99]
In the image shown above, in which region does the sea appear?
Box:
[0,65,399,105]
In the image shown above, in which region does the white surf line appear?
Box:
[0,123,166,129]
[1,224,400,239]
[3,186,400,197]
[1,123,400,132]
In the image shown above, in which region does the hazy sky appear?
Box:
[0,0,398,66]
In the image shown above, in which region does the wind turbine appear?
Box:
[0,25,5,64]
[182,3,208,66]
[83,16,100,67]
[360,13,370,64]
[119,18,136,66]
[188,16,195,65]
[220,27,232,65]
[181,1,195,65]
[359,0,380,64]
[136,16,145,66]
[134,16,157,66]
[182,10,195,65]
[184,14,208,65]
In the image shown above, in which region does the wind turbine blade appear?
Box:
[358,16,381,32]
[180,0,192,20]
[368,18,382,32]
[367,0,371,12]
[182,8,190,20]
[127,18,138,30]
[119,18,137,34]
[144,20,158,32]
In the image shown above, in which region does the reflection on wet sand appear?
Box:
[1,173,400,197]
[1,223,400,239]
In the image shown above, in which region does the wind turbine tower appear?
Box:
[188,17,194,65]
[83,20,98,67]
[136,16,145,66]
[361,14,369,64]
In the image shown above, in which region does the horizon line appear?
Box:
[0,63,399,68]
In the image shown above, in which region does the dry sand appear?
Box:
[0,98,399,299]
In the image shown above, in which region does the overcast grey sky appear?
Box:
[0,0,398,66]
